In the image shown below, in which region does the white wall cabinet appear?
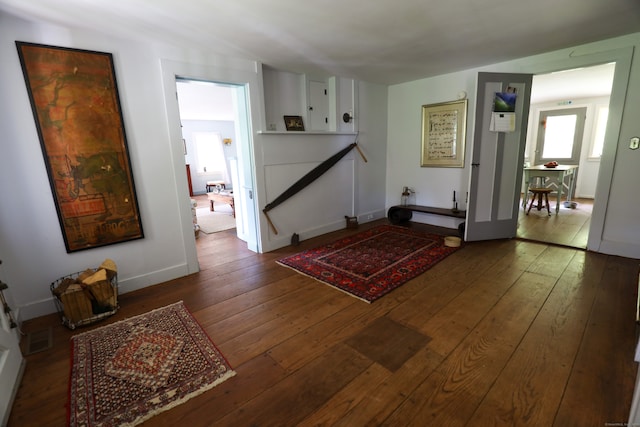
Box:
[307,79,329,131]
[261,65,357,134]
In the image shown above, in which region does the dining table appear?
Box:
[522,164,578,214]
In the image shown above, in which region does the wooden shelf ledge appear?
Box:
[388,204,466,219]
[387,204,466,237]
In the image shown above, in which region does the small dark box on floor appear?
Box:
[345,215,358,229]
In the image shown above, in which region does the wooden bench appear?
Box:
[387,204,466,237]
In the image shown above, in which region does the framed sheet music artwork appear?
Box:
[16,42,144,252]
[420,99,468,167]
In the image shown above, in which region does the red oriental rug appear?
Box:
[276,225,462,303]
[68,301,235,427]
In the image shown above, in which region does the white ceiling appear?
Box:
[176,81,236,122]
[1,0,638,85]
[531,62,615,104]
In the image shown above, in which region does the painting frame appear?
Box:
[16,41,144,253]
[420,99,468,168]
[284,115,305,131]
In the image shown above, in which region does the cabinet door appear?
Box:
[308,80,329,131]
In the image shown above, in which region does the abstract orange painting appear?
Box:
[16,42,143,252]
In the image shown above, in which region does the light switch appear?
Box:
[631,137,640,150]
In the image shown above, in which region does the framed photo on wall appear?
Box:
[16,41,144,252]
[421,99,468,167]
[284,115,305,131]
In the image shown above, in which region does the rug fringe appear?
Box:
[118,370,237,427]
[275,261,372,304]
[70,301,186,339]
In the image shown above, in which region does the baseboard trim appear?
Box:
[597,240,640,259]
[262,220,344,252]
[17,263,191,321]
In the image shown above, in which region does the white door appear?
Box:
[465,72,533,241]
[231,84,260,252]
[0,286,24,425]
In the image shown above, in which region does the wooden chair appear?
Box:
[526,176,552,216]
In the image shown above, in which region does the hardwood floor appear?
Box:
[518,197,593,249]
[8,219,639,426]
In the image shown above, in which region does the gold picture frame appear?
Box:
[421,99,467,167]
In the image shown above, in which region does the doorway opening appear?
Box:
[175,78,258,261]
[517,63,614,249]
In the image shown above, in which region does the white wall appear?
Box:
[255,70,388,251]
[254,127,388,251]
[0,11,389,321]
[386,82,472,229]
[387,33,640,258]
[356,81,388,218]
[0,15,198,320]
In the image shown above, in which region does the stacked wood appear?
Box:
[52,259,118,324]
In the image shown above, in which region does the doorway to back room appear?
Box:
[175,78,257,255]
[517,63,614,249]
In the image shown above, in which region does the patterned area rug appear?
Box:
[69,301,235,427]
[277,225,462,303]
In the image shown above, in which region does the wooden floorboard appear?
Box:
[553,255,639,426]
[215,343,373,427]
[517,197,593,249]
[7,218,639,427]
[467,250,605,426]
[383,265,564,426]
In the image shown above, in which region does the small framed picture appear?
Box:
[284,115,305,131]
